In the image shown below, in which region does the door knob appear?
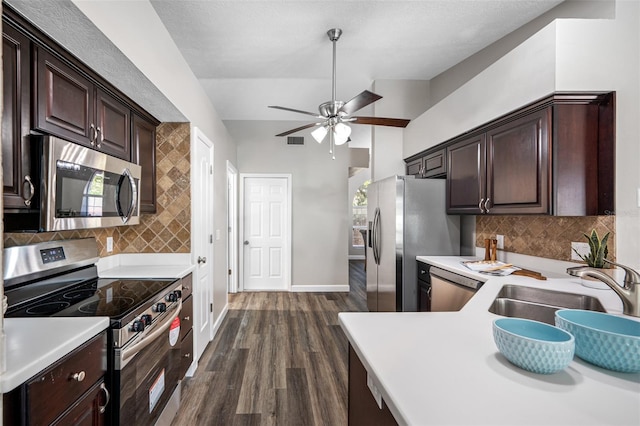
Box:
[197,256,207,264]
[243,241,249,245]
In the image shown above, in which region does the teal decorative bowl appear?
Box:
[493,318,575,374]
[555,309,640,373]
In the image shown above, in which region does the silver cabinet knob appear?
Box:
[71,371,86,382]
[197,256,207,264]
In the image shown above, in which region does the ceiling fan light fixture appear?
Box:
[311,125,328,143]
[333,122,351,145]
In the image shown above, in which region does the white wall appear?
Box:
[372,80,430,180]
[72,0,237,336]
[227,120,350,290]
[403,0,640,269]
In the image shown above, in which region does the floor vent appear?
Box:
[287,136,304,145]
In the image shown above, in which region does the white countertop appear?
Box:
[0,317,110,393]
[98,253,195,279]
[339,256,640,426]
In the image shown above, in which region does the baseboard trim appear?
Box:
[212,304,229,337]
[291,285,350,292]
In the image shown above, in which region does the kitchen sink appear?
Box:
[488,285,606,324]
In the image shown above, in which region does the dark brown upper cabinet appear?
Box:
[444,93,613,216]
[2,22,34,211]
[132,114,158,213]
[34,46,131,160]
[448,109,551,214]
[405,148,447,179]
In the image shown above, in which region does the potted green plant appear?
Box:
[573,229,610,268]
[573,230,611,288]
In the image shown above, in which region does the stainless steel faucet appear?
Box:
[567,259,640,317]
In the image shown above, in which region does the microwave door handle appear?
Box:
[116,168,138,224]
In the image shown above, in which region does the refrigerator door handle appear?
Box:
[368,221,373,248]
[373,207,381,265]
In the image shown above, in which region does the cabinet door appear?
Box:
[446,134,486,214]
[2,24,34,210]
[423,148,446,178]
[35,46,94,146]
[132,114,157,213]
[485,108,550,214]
[96,88,130,160]
[51,380,107,426]
[405,157,422,177]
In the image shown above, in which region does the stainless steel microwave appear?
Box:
[4,135,141,232]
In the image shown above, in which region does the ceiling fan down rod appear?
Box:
[327,28,342,109]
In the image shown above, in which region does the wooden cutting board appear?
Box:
[512,269,547,280]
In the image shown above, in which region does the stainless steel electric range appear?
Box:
[3,238,184,425]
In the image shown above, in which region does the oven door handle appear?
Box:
[120,300,182,366]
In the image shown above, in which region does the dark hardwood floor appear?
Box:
[172,260,367,425]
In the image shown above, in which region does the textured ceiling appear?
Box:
[150,0,564,121]
[5,0,564,126]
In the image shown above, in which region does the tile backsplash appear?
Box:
[4,123,191,257]
[476,215,616,262]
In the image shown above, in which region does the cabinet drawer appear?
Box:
[26,332,106,426]
[181,273,193,299]
[179,294,193,342]
[179,329,194,379]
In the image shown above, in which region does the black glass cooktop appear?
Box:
[5,267,177,324]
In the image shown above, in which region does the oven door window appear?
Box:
[55,160,138,219]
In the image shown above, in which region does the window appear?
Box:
[352,180,370,247]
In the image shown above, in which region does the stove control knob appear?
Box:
[131,320,145,332]
[174,290,182,299]
[140,314,153,326]
[166,292,178,303]
[155,302,167,313]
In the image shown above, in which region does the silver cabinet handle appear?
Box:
[70,371,86,382]
[197,256,207,264]
[484,197,491,213]
[183,315,190,321]
[98,383,110,414]
[90,124,96,145]
[23,175,35,207]
[96,126,103,148]
[478,198,485,213]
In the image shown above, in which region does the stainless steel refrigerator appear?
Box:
[366,175,460,312]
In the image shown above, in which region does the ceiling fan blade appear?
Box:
[339,90,383,115]
[269,105,324,119]
[352,116,411,128]
[275,122,322,137]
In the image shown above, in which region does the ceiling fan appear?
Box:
[269,28,410,159]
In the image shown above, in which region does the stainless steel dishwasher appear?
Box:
[429,266,483,311]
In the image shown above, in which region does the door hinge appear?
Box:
[210,165,213,175]
[210,303,213,313]
[209,234,213,244]
[228,269,232,276]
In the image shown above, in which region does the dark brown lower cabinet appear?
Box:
[348,345,398,426]
[3,331,108,426]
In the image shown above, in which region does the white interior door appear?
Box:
[241,175,291,291]
[193,128,214,360]
[227,162,238,293]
